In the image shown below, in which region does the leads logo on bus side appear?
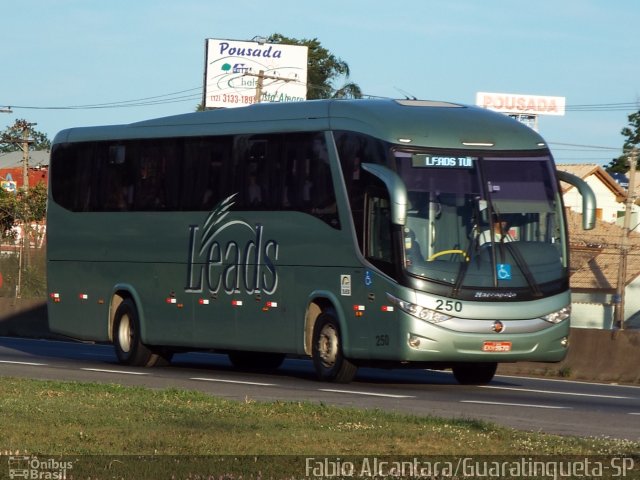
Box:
[185,194,279,295]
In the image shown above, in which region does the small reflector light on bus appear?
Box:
[198,298,210,305]
[262,301,278,312]
[79,293,88,300]
[231,300,243,306]
[381,305,394,312]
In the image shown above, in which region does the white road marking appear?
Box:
[0,360,47,366]
[78,352,116,358]
[495,374,640,390]
[320,388,415,399]
[190,377,276,386]
[481,385,631,399]
[461,400,569,409]
[81,368,149,376]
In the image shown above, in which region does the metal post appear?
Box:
[21,125,30,190]
[614,148,638,329]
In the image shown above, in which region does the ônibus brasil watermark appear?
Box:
[7,456,72,480]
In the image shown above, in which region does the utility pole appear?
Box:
[614,147,638,330]
[243,70,296,104]
[253,70,265,104]
[21,123,34,190]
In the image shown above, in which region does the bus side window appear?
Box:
[335,131,389,250]
[181,136,231,211]
[98,144,131,211]
[246,139,267,209]
[50,143,94,212]
[131,142,165,210]
[308,134,340,229]
[364,188,394,276]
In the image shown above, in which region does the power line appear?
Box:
[1,87,203,110]
[565,102,640,112]
[3,89,640,113]
[548,141,621,151]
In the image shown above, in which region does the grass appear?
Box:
[1,377,638,478]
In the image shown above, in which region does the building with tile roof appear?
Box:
[0,150,49,191]
[558,163,638,231]
[559,165,640,329]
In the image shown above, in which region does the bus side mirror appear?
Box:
[361,163,408,225]
[557,170,596,230]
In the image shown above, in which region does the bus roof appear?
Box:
[52,98,547,151]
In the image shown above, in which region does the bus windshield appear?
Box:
[395,151,566,292]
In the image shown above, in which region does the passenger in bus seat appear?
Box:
[404,228,425,266]
[248,174,263,207]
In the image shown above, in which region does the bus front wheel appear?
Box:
[113,298,165,367]
[312,313,357,383]
[452,362,497,385]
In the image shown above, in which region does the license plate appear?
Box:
[482,341,512,352]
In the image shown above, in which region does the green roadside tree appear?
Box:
[267,33,362,99]
[0,182,48,240]
[0,119,51,153]
[604,110,640,173]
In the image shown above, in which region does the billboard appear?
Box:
[476,92,566,116]
[203,38,308,109]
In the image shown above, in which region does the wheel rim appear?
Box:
[118,314,132,353]
[318,323,339,368]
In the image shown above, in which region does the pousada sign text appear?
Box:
[476,92,566,116]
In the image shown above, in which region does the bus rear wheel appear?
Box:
[312,313,357,383]
[452,362,497,385]
[113,298,166,367]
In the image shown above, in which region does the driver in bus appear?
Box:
[478,214,514,245]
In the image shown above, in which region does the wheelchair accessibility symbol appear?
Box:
[364,271,373,287]
[497,263,512,280]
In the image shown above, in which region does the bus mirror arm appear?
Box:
[557,170,597,230]
[361,163,408,225]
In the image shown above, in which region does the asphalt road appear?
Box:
[1,336,639,441]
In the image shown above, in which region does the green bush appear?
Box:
[0,246,45,298]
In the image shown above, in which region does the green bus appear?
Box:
[47,99,595,384]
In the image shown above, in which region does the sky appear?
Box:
[1,0,639,166]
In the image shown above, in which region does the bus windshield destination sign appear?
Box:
[412,154,475,168]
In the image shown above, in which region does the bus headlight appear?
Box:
[541,305,571,324]
[386,293,451,324]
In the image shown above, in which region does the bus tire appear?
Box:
[113,298,162,367]
[312,312,357,383]
[452,362,497,385]
[228,351,285,371]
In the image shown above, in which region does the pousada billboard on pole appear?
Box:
[203,38,308,109]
